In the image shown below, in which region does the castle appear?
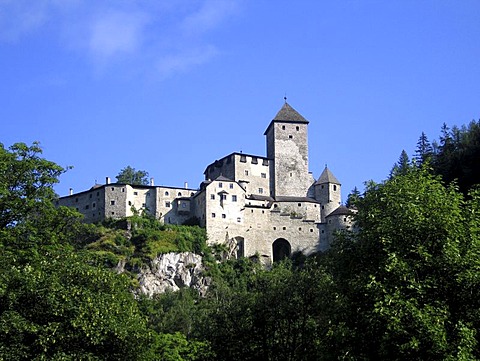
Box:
[58,102,354,261]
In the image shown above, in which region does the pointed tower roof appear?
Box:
[315,167,341,185]
[273,102,309,123]
[264,102,309,135]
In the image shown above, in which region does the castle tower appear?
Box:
[314,166,341,222]
[264,102,311,197]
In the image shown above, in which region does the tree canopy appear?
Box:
[115,166,149,185]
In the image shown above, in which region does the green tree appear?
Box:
[414,131,433,166]
[345,186,361,208]
[0,143,157,359]
[390,149,412,177]
[0,142,65,228]
[116,166,149,185]
[323,167,480,360]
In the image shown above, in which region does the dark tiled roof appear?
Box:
[247,194,275,202]
[326,206,353,217]
[315,167,341,185]
[274,196,319,203]
[214,175,234,182]
[273,102,308,123]
[264,102,309,135]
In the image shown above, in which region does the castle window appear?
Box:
[344,217,347,222]
[122,188,125,192]
[75,198,78,203]
[211,213,216,218]
[178,192,182,196]
[110,200,115,205]
[85,205,89,210]
[261,173,266,178]
[89,194,92,199]
[211,194,215,200]
[282,125,285,130]
[97,191,100,196]
[262,210,265,214]
[111,187,115,191]
[289,135,293,139]
[251,157,258,164]
[283,227,286,230]
[221,194,227,200]
[328,220,332,224]
[299,227,302,231]
[258,188,264,194]
[237,217,241,222]
[240,155,247,163]
[165,191,169,196]
[296,126,299,131]
[245,170,249,176]
[229,183,234,189]
[262,159,269,166]
[274,204,278,208]
[321,185,324,189]
[165,201,171,207]
[218,183,223,188]
[322,230,324,233]
[134,191,138,195]
[93,203,96,208]
[298,203,301,207]
[111,212,115,215]
[75,207,79,211]
[232,195,237,202]
[142,203,146,207]
[128,201,132,206]
[310,229,314,232]
[322,206,325,209]
[333,185,337,191]
[273,227,276,230]
[222,214,226,219]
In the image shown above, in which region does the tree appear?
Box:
[323,167,480,359]
[390,149,411,177]
[345,186,361,208]
[0,142,65,228]
[414,132,433,166]
[116,166,149,185]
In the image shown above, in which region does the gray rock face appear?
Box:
[136,252,210,296]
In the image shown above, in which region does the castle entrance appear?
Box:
[272,238,291,262]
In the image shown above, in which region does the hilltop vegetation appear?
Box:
[1,119,480,360]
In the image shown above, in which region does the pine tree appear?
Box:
[414,132,433,166]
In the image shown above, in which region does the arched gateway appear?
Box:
[272,238,291,262]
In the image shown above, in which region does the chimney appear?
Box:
[150,177,154,186]
[184,181,188,189]
[106,176,110,185]
[69,188,73,196]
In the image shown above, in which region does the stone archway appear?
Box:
[272,238,291,262]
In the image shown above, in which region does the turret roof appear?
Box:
[273,102,308,123]
[315,167,341,185]
[326,205,353,217]
[264,102,309,135]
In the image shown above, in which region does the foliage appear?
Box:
[115,166,149,185]
[0,246,153,360]
[416,119,480,194]
[321,167,480,359]
[0,142,65,228]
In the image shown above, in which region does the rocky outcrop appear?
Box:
[135,252,210,297]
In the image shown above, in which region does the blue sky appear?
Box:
[1,0,479,200]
